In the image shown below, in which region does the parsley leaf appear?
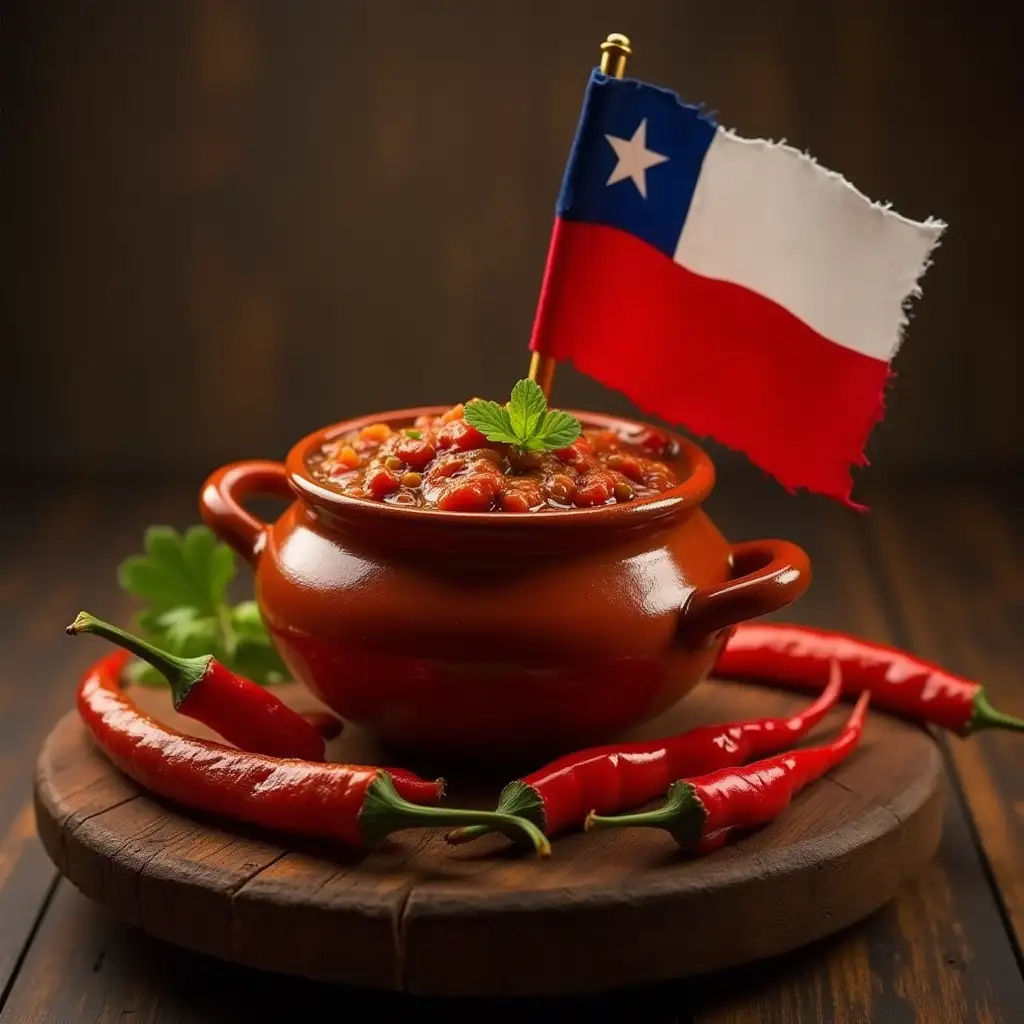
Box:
[118,525,232,616]
[154,606,221,655]
[231,635,291,686]
[465,379,582,454]
[117,526,290,688]
[231,599,268,638]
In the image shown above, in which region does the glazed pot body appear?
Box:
[201,408,810,760]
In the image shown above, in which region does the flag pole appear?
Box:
[527,32,632,400]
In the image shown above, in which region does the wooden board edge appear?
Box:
[31,705,947,997]
[397,761,946,996]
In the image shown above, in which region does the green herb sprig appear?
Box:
[464,379,582,453]
[117,526,289,687]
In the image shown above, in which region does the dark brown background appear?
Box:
[2,0,1021,479]
[2,6,1024,1020]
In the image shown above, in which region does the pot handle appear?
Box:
[678,539,811,646]
[199,460,293,568]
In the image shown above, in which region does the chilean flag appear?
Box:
[529,71,945,507]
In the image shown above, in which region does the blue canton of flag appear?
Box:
[556,72,718,259]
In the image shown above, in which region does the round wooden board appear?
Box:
[34,677,944,998]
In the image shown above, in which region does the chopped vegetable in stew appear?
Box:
[307,403,679,512]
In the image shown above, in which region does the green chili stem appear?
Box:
[360,774,551,857]
[66,611,209,706]
[967,690,1024,734]
[445,781,545,845]
[584,781,707,849]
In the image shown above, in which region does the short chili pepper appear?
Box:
[67,611,327,761]
[446,660,842,846]
[74,650,551,855]
[715,622,1024,736]
[586,692,870,853]
[302,711,345,741]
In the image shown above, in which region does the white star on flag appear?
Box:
[604,118,669,198]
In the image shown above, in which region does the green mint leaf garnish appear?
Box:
[464,400,519,444]
[537,409,582,450]
[465,379,581,453]
[507,378,548,439]
[404,429,423,439]
[116,525,291,688]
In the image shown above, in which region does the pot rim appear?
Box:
[284,406,715,530]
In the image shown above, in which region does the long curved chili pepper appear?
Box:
[446,660,842,846]
[586,692,870,853]
[67,611,327,762]
[715,622,1023,736]
[75,650,551,855]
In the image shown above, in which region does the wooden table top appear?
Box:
[1,473,1021,1023]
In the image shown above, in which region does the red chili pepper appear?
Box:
[585,692,870,853]
[75,651,551,854]
[67,611,327,761]
[715,622,1024,737]
[301,711,345,741]
[446,661,842,846]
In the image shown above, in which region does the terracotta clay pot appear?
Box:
[200,407,810,760]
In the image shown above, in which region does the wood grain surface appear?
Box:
[867,483,1024,956]
[33,677,943,997]
[3,0,1022,477]
[1,476,1022,1021]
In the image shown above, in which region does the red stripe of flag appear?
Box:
[530,219,892,508]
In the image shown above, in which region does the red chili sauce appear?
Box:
[307,403,680,513]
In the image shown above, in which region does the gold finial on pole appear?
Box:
[528,33,633,400]
[599,32,632,76]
